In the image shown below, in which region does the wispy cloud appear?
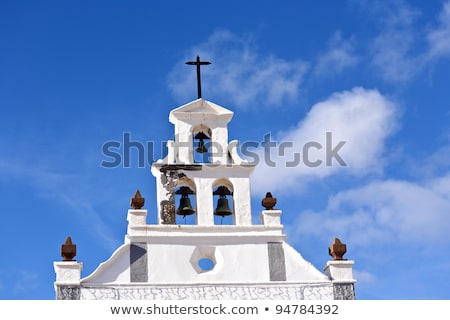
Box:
[426,1,450,60]
[0,268,42,297]
[167,3,450,108]
[368,0,423,83]
[293,175,450,248]
[0,161,120,251]
[313,31,358,77]
[353,269,376,285]
[410,144,450,178]
[167,30,309,109]
[364,0,450,83]
[250,87,398,194]
[13,270,39,294]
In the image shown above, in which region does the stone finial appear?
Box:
[329,237,347,260]
[262,192,277,210]
[61,236,76,261]
[130,190,145,209]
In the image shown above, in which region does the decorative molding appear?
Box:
[333,283,355,300]
[56,286,81,300]
[80,284,334,300]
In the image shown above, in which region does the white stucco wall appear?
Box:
[79,239,330,285]
[81,244,131,284]
[147,243,270,283]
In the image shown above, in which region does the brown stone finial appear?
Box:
[130,190,145,209]
[329,237,347,260]
[262,192,277,210]
[61,236,76,261]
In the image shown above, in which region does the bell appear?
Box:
[195,132,209,153]
[214,196,233,217]
[196,138,208,153]
[176,194,195,216]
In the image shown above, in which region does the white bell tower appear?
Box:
[151,98,254,226]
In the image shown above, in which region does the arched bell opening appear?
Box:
[192,126,212,164]
[174,184,197,225]
[212,181,234,225]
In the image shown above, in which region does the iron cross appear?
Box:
[186,56,211,99]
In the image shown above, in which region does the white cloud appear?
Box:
[293,175,450,248]
[250,87,398,194]
[313,31,358,76]
[428,172,450,200]
[167,30,308,109]
[426,1,450,59]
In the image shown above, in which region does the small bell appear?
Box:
[194,132,209,154]
[196,138,208,153]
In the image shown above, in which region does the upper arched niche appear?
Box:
[192,125,212,163]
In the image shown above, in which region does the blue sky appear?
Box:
[1,0,450,299]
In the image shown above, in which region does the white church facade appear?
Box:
[54,97,356,300]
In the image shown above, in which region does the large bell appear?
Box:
[176,194,195,216]
[214,196,233,217]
